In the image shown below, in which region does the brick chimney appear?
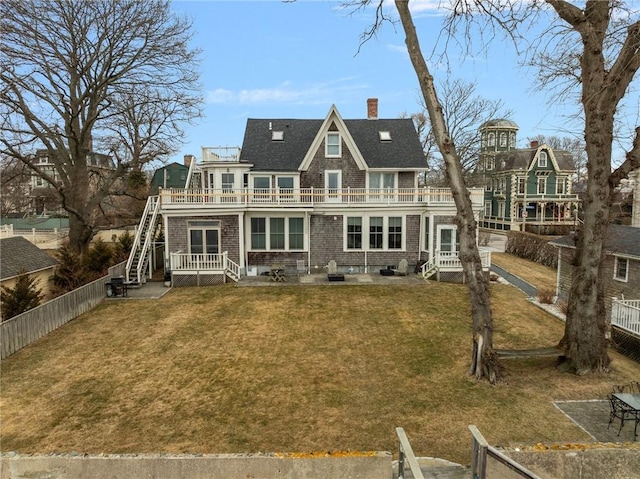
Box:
[367,98,378,120]
[184,154,195,167]
[530,140,539,148]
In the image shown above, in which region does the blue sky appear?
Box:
[168,0,637,165]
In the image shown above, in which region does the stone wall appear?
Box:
[0,452,391,479]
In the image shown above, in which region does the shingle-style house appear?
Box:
[0,236,57,303]
[125,100,488,286]
[551,224,640,346]
[478,120,580,234]
[149,160,191,195]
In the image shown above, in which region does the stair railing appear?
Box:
[126,196,160,283]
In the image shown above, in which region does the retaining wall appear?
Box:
[0,452,392,479]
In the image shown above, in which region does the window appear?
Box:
[388,217,402,249]
[438,227,456,252]
[538,151,548,168]
[484,201,492,217]
[289,218,304,250]
[325,170,341,200]
[369,172,395,189]
[379,131,391,141]
[251,218,266,249]
[488,132,496,147]
[347,217,362,249]
[486,158,494,171]
[509,132,516,148]
[424,216,430,252]
[518,178,526,195]
[272,131,284,141]
[270,218,285,250]
[39,156,49,164]
[253,176,270,201]
[277,176,294,200]
[499,132,507,147]
[188,221,220,255]
[614,257,628,282]
[326,132,341,157]
[222,173,234,191]
[498,201,506,218]
[251,216,305,250]
[369,216,383,249]
[556,178,565,194]
[485,179,492,191]
[538,177,547,194]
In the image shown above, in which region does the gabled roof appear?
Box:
[493,146,575,172]
[550,224,640,258]
[238,105,426,172]
[0,236,58,280]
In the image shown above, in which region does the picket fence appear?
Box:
[0,262,125,360]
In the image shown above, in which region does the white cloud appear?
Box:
[206,78,369,106]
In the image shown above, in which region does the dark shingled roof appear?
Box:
[0,236,58,280]
[550,224,640,258]
[493,148,575,172]
[480,119,519,129]
[239,117,426,171]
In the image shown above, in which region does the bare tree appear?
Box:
[393,1,501,382]
[0,0,202,254]
[0,156,33,215]
[414,79,513,187]
[444,0,640,373]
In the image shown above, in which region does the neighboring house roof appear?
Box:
[239,109,426,171]
[493,147,575,172]
[480,119,519,129]
[550,224,640,258]
[0,236,58,280]
[150,162,189,194]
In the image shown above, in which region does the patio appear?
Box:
[555,400,640,443]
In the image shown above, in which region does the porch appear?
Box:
[612,298,640,338]
[159,187,484,209]
[167,250,492,286]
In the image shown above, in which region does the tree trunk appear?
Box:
[395,0,501,382]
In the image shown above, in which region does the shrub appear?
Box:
[52,244,86,293]
[1,271,44,321]
[113,230,134,263]
[537,288,555,304]
[505,231,558,268]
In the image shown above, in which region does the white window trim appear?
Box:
[613,256,629,282]
[325,170,342,202]
[325,132,341,157]
[556,177,565,194]
[248,215,306,251]
[538,151,548,168]
[484,201,492,217]
[344,215,406,251]
[537,177,547,194]
[436,224,458,253]
[367,171,397,189]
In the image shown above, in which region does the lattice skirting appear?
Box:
[612,327,640,363]
[437,271,465,283]
[172,273,226,287]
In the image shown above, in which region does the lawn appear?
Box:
[1,282,639,465]
[491,252,558,292]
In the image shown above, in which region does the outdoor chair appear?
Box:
[608,394,635,436]
[326,260,344,282]
[296,259,306,277]
[393,259,409,276]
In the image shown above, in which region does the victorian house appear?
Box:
[478,119,580,234]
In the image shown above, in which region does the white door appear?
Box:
[325,170,342,203]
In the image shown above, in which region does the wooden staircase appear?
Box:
[125,196,161,284]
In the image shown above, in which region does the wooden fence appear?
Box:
[0,262,125,360]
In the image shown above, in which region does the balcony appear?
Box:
[159,187,484,210]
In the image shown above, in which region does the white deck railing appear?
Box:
[612,298,640,336]
[159,187,484,208]
[436,250,492,270]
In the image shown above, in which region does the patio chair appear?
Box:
[608,394,635,436]
[393,259,409,276]
[296,259,306,277]
[326,260,344,282]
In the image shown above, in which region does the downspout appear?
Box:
[306,211,311,274]
[239,212,245,273]
[555,246,561,302]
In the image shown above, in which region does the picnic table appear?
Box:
[269,264,286,282]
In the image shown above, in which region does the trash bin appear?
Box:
[163,270,172,287]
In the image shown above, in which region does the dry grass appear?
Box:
[491,253,557,291]
[1,282,638,465]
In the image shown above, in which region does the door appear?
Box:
[325,170,341,202]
